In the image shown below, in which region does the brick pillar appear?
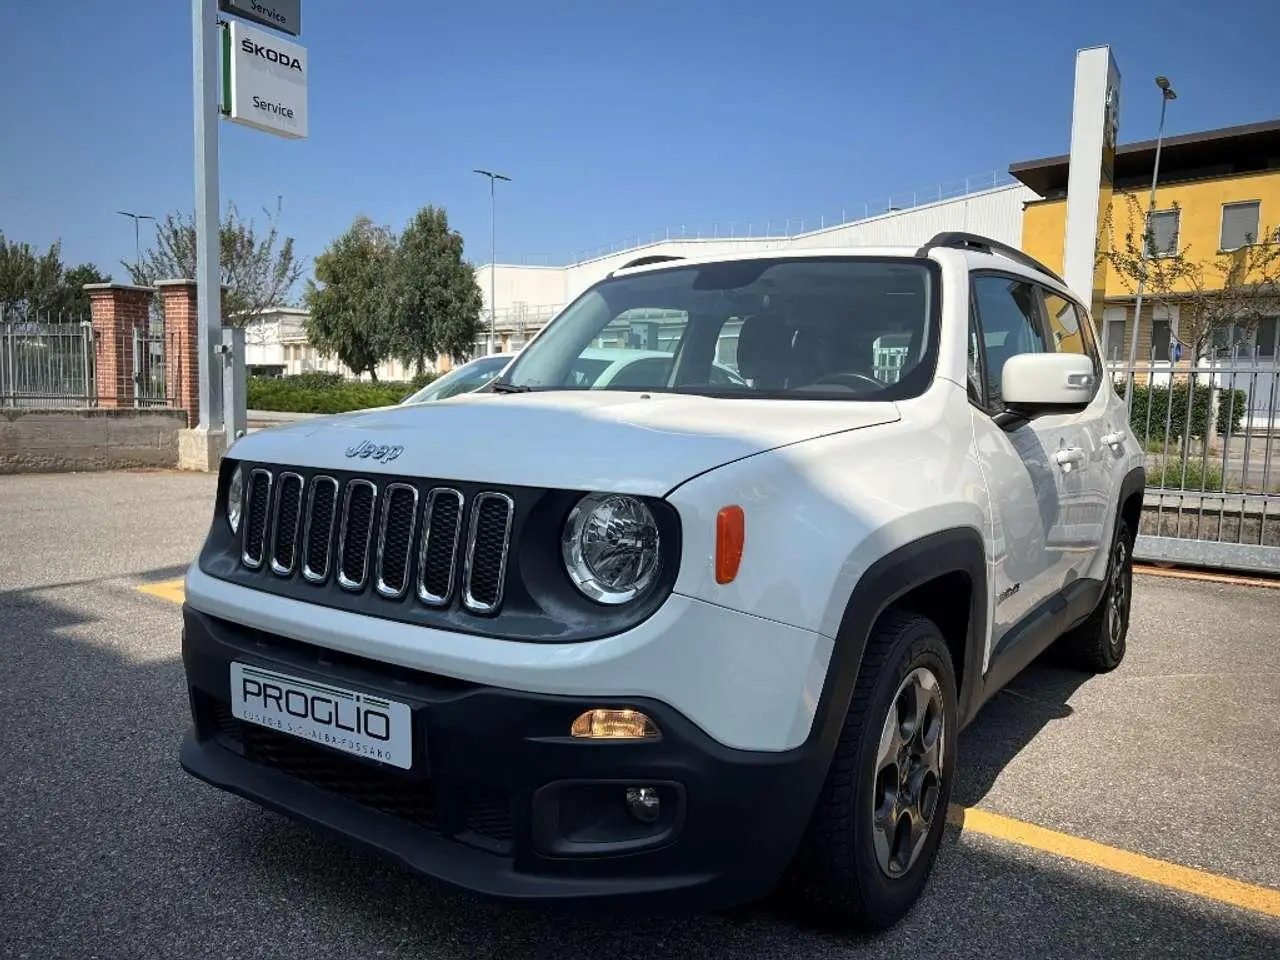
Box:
[157,280,234,428]
[85,284,154,409]
[157,280,199,426]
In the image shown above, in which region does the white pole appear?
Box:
[193,0,224,432]
[488,175,496,354]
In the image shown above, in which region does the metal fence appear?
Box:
[1,319,95,408]
[1109,353,1280,574]
[0,316,175,409]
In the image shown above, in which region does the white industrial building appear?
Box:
[247,178,1039,379]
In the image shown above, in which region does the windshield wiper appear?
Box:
[490,381,534,393]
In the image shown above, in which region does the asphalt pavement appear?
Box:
[2,470,1278,959]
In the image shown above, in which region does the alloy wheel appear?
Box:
[871,666,945,878]
[1107,536,1131,651]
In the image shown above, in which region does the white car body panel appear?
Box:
[185,564,831,751]
[668,378,991,642]
[223,390,901,498]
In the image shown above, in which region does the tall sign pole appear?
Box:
[1062,44,1121,349]
[193,0,224,437]
[474,169,510,355]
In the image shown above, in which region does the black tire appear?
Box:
[785,611,957,931]
[1058,515,1133,673]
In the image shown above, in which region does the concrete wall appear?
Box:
[0,409,186,474]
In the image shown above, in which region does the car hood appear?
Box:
[228,391,901,496]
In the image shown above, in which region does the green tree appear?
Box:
[123,197,303,328]
[303,215,395,380]
[385,205,484,371]
[52,263,112,318]
[0,232,110,321]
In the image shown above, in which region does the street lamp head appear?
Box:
[1155,75,1177,100]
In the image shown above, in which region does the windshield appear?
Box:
[402,355,511,403]
[498,256,938,400]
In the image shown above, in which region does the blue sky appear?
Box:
[1,0,1277,292]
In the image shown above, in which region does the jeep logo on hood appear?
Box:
[345,441,403,463]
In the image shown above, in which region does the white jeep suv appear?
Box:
[179,232,1145,930]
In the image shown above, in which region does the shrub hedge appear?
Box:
[247,371,438,414]
[1115,380,1247,443]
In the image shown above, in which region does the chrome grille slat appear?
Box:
[462,492,514,614]
[239,469,516,616]
[375,483,419,599]
[301,476,339,584]
[417,488,464,607]
[337,480,378,591]
[241,468,273,569]
[270,473,305,577]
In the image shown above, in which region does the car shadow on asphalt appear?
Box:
[950,648,1092,809]
[2,579,1275,960]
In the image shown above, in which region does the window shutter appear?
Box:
[1220,201,1261,251]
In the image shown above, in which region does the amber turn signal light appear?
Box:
[570,708,660,740]
[716,505,745,584]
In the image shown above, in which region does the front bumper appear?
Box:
[179,605,834,909]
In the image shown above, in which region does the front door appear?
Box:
[968,273,1094,662]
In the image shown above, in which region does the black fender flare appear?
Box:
[803,526,989,767]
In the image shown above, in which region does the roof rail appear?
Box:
[915,231,1065,286]
[612,254,685,274]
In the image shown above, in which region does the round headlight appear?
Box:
[226,465,244,535]
[562,493,661,605]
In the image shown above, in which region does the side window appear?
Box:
[971,274,1049,408]
[1042,289,1102,376]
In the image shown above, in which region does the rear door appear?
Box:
[1039,287,1111,566]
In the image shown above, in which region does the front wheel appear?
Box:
[785,611,957,930]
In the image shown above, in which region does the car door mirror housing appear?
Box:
[1001,353,1096,415]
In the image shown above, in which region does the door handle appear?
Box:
[1054,447,1085,471]
[1100,431,1124,448]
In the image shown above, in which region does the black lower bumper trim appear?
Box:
[178,605,834,910]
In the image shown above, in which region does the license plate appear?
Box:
[229,662,413,770]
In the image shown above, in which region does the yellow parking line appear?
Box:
[133,577,1278,918]
[136,579,186,604]
[948,805,1280,918]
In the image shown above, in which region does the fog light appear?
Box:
[570,708,660,740]
[625,786,661,823]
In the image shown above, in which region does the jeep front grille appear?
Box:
[241,468,273,569]
[375,483,419,599]
[248,469,515,614]
[337,479,377,591]
[301,476,339,583]
[418,488,464,607]
[270,473,305,576]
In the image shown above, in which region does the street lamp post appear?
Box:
[474,169,510,355]
[1124,76,1178,387]
[116,210,156,276]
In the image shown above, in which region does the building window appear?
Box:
[1151,319,1172,362]
[1147,209,1180,258]
[1257,317,1278,359]
[1220,201,1261,251]
[1106,319,1126,360]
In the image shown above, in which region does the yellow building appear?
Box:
[1010,119,1280,364]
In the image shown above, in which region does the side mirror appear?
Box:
[1001,353,1096,415]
